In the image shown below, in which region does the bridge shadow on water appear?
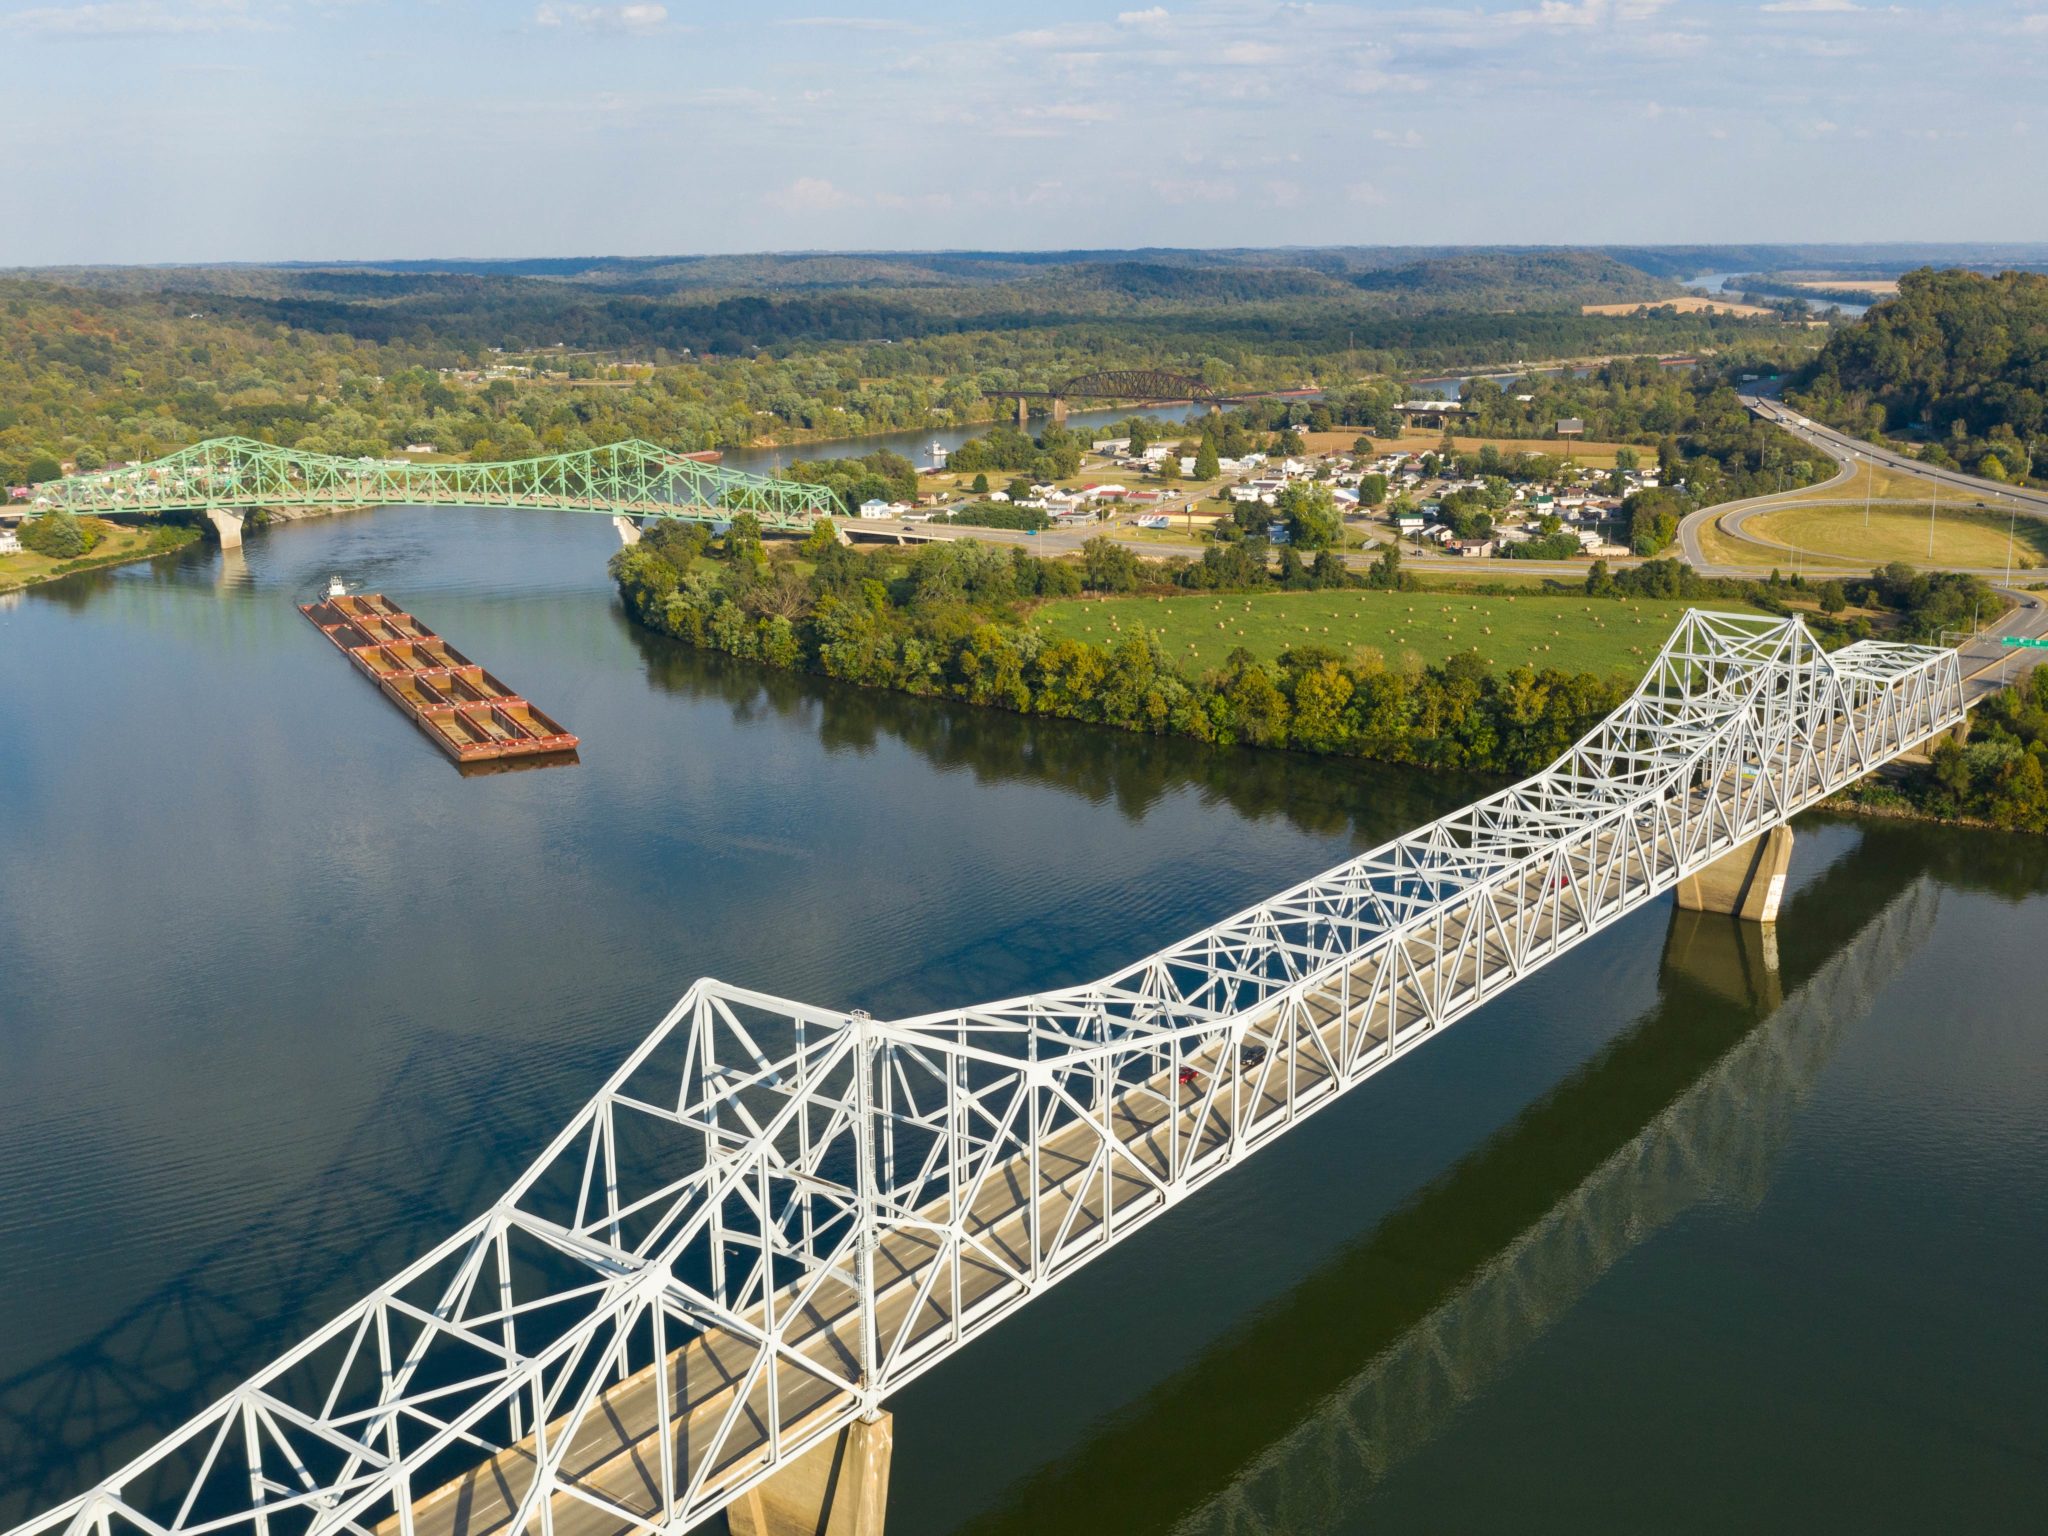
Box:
[0,1028,622,1525]
[918,822,2048,1536]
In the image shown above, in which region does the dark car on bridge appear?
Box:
[1239,1043,1268,1068]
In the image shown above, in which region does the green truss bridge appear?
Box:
[22,436,837,548]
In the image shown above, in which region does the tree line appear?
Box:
[609,522,1626,773]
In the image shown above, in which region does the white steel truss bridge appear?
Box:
[5,611,1966,1536]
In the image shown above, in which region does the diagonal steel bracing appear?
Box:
[21,438,837,530]
[4,612,1965,1536]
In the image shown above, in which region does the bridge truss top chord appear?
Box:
[6,611,1965,1536]
[989,368,1219,403]
[20,437,839,529]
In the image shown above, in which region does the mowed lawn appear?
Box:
[1746,502,2048,570]
[1028,590,1769,677]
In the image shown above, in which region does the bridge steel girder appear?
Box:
[20,437,838,530]
[3,612,1966,1536]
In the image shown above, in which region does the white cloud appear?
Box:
[1118,6,1169,24]
[0,1,261,35]
[1373,127,1426,149]
[1500,0,1672,27]
[1150,176,1238,203]
[1218,39,1285,63]
[768,176,860,211]
[777,15,915,30]
[1346,180,1386,205]
[1759,0,1861,10]
[534,3,667,31]
[2019,10,2048,30]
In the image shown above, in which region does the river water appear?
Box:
[719,403,1207,477]
[1,509,2044,1531]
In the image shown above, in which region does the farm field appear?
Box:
[1745,502,2048,570]
[1027,589,1769,677]
[1581,296,1774,318]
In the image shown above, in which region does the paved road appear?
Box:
[1680,397,2048,576]
[1749,398,2048,514]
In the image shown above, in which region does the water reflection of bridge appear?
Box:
[945,829,1935,1536]
[1176,878,1937,1536]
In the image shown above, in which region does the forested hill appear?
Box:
[0,245,1798,484]
[21,247,1672,355]
[1791,268,2046,483]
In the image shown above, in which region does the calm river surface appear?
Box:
[1,508,2044,1532]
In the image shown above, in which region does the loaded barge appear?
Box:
[299,593,578,764]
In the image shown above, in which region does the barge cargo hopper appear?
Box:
[300,593,579,764]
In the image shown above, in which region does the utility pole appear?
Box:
[1928,479,1938,561]
[2007,496,2019,587]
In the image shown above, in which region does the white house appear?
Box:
[857,498,891,520]
[0,527,20,555]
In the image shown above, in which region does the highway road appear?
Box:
[1678,396,2048,576]
[1749,397,2048,514]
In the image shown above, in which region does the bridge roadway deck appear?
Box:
[394,696,1888,1536]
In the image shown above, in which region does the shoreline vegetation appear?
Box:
[0,517,199,594]
[609,499,2008,788]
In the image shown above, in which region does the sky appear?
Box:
[1,0,2045,264]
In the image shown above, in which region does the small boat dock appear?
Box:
[299,593,578,764]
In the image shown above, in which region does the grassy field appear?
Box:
[1582,296,1775,318]
[1746,502,2048,570]
[1800,458,2011,507]
[0,520,198,593]
[1028,589,1767,677]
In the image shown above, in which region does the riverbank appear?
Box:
[610,529,1636,775]
[0,520,201,594]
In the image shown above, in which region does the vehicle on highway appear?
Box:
[1239,1043,1268,1068]
[1177,1064,1202,1087]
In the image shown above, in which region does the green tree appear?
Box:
[1081,536,1142,593]
[19,510,95,559]
[1193,441,1220,480]
[1275,481,1342,551]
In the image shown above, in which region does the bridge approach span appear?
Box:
[5,612,1966,1536]
[19,437,837,534]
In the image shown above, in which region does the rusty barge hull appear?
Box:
[300,593,579,764]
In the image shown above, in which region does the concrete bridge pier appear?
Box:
[205,509,245,550]
[1015,396,1031,429]
[728,1411,893,1536]
[1049,396,1068,426]
[1895,718,1969,767]
[612,515,643,546]
[1662,905,1783,1012]
[1676,824,1794,924]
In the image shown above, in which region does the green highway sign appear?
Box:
[2001,637,2048,649]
